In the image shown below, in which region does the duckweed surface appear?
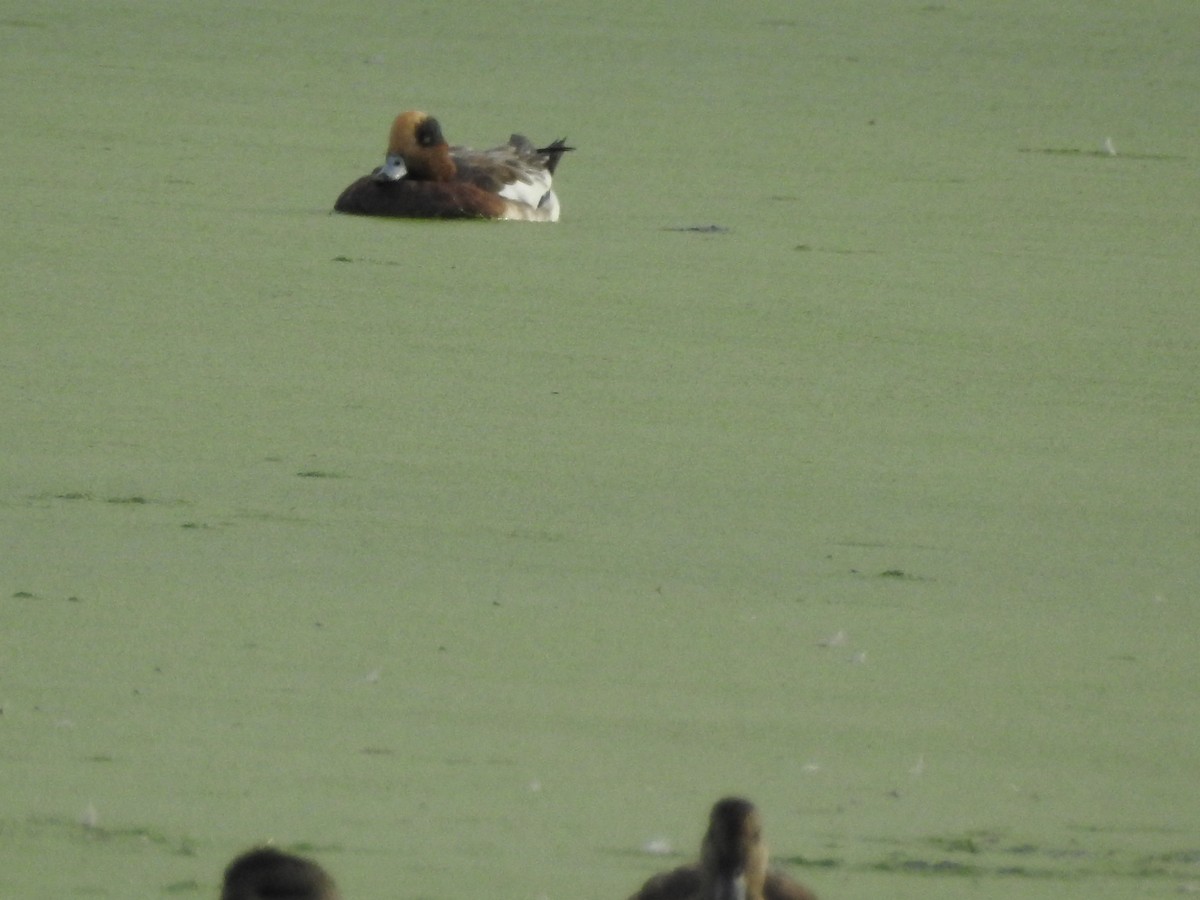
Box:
[2,3,1197,899]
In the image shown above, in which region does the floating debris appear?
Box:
[642,837,674,856]
[1018,146,1184,161]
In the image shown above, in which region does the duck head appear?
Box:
[700,798,769,900]
[221,847,341,900]
[372,110,456,182]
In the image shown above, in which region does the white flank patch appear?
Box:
[499,170,554,209]
[537,189,561,222]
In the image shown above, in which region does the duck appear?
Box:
[629,798,818,900]
[220,847,341,900]
[333,110,571,221]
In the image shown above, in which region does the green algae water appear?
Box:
[2,2,1197,898]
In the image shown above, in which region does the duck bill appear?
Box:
[371,154,407,182]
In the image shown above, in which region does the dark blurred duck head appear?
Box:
[629,798,817,900]
[221,847,341,900]
[700,798,768,900]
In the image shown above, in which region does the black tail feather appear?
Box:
[537,137,574,175]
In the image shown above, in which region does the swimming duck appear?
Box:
[629,798,817,900]
[334,110,571,221]
[220,847,341,900]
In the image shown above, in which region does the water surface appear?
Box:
[1,2,1197,898]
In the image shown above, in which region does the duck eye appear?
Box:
[416,119,443,147]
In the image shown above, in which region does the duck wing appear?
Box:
[628,865,703,900]
[450,135,572,207]
[764,870,818,900]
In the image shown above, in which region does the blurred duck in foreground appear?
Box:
[221,847,341,900]
[629,798,817,900]
[334,110,571,221]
